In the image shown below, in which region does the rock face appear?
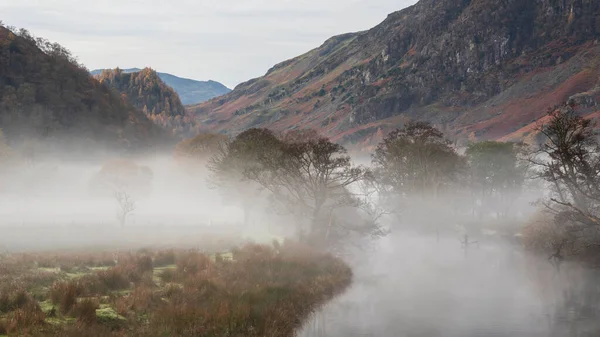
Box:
[97,68,200,136]
[189,0,600,147]
[91,68,231,105]
[97,68,186,119]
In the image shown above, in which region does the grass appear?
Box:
[0,242,352,336]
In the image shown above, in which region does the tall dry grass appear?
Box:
[0,242,352,336]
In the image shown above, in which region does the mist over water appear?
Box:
[299,231,600,337]
[0,152,599,337]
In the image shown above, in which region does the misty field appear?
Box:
[0,242,351,336]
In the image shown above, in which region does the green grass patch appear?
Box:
[96,306,126,325]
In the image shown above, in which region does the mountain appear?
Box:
[0,26,162,153]
[96,68,197,135]
[189,0,600,148]
[91,68,231,105]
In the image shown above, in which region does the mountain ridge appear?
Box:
[188,0,600,148]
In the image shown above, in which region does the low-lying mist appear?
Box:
[2,111,600,336]
[0,154,253,252]
[300,229,600,337]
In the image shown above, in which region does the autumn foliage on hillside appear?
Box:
[0,25,160,151]
[97,68,199,136]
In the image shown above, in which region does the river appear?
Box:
[298,231,600,337]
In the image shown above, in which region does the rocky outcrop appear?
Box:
[189,0,600,147]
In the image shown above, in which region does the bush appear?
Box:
[0,288,37,313]
[49,281,80,314]
[78,274,109,296]
[97,268,131,291]
[135,255,154,274]
[158,268,176,283]
[176,251,212,275]
[154,250,176,267]
[72,298,98,325]
[5,302,45,334]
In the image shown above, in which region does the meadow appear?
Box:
[0,241,352,336]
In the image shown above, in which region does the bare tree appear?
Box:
[529,102,600,228]
[526,102,600,264]
[115,190,136,227]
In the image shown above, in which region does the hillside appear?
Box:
[189,0,600,147]
[91,68,231,105]
[97,68,198,136]
[0,26,161,153]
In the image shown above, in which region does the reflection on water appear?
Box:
[298,232,600,337]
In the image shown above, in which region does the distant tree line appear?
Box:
[175,123,525,251]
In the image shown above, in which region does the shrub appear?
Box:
[0,288,38,313]
[5,302,45,334]
[49,281,80,314]
[97,268,131,291]
[176,251,212,275]
[154,250,176,267]
[78,274,109,296]
[135,255,154,274]
[72,298,99,325]
[158,268,176,283]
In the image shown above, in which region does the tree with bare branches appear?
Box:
[530,102,600,228]
[527,102,600,264]
[115,190,136,227]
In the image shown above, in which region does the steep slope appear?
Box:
[189,0,600,147]
[91,68,231,105]
[97,68,198,136]
[0,26,162,153]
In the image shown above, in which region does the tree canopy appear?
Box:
[209,128,379,247]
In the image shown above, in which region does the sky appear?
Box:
[1,0,417,88]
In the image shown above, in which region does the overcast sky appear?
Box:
[2,0,417,88]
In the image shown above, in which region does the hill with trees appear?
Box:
[0,25,162,154]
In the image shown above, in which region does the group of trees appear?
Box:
[370,121,526,236]
[0,25,159,151]
[175,122,528,249]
